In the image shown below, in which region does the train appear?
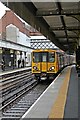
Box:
[76,46,80,73]
[32,49,75,82]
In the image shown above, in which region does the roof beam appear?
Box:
[60,41,77,44]
[50,26,80,31]
[56,36,79,38]
[36,9,80,17]
[55,2,70,50]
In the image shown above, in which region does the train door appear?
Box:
[32,52,41,73]
[56,53,59,72]
[48,51,55,73]
[41,52,48,72]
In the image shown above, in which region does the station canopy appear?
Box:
[30,1,80,54]
[3,1,80,54]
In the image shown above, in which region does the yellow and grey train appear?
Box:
[76,47,80,73]
[32,49,74,81]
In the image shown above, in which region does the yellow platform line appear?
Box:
[48,67,71,119]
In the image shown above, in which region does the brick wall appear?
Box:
[1,10,30,39]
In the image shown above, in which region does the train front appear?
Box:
[32,49,58,82]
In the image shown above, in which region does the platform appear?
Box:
[21,65,78,119]
[0,67,31,76]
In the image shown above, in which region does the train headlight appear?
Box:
[52,66,55,70]
[33,66,38,70]
[49,66,55,71]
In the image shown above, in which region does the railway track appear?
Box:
[2,82,48,119]
[1,71,34,104]
[0,69,50,119]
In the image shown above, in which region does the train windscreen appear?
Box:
[33,52,40,62]
[41,52,47,62]
[33,51,55,63]
[48,52,55,62]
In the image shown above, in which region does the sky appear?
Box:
[0,2,9,19]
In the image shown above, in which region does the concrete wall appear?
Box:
[6,24,31,47]
[17,31,31,47]
[2,11,30,38]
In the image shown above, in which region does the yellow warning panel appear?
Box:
[48,67,71,119]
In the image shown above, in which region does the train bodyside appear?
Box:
[32,49,71,81]
[76,47,80,73]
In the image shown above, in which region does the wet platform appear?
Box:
[21,65,78,119]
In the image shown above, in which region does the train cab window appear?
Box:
[33,52,40,62]
[48,52,55,62]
